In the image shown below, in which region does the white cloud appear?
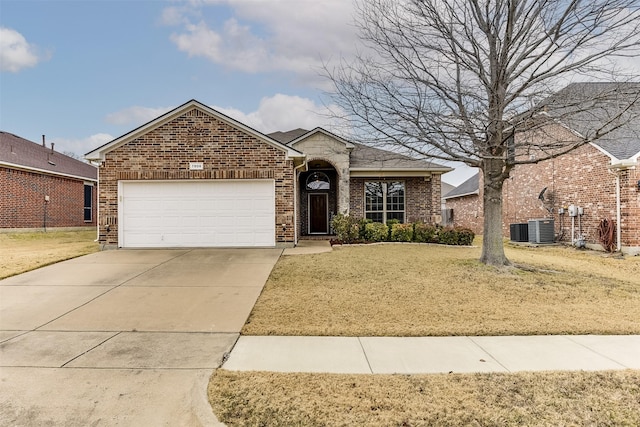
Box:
[163,0,359,79]
[0,27,46,72]
[214,93,344,133]
[51,133,114,158]
[105,106,174,126]
[103,94,345,136]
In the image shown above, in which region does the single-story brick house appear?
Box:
[85,100,451,248]
[444,83,640,255]
[1,131,97,230]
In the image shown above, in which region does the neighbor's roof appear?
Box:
[268,128,309,144]
[538,82,640,160]
[86,100,304,162]
[443,172,479,199]
[0,131,97,181]
[269,128,452,172]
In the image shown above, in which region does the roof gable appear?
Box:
[443,172,479,199]
[0,131,97,181]
[85,100,304,162]
[287,127,355,149]
[536,82,640,160]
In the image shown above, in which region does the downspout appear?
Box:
[607,159,636,252]
[615,173,622,252]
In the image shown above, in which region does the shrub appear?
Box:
[437,227,476,246]
[358,218,372,241]
[331,214,360,244]
[455,227,475,246]
[413,222,440,243]
[438,227,458,245]
[364,222,388,242]
[391,223,413,242]
[386,219,400,240]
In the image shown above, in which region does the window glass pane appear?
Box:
[386,212,404,223]
[386,182,405,220]
[366,212,384,223]
[306,172,330,190]
[83,185,92,222]
[365,182,384,212]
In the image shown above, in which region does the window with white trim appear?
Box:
[365,181,405,223]
[83,184,93,222]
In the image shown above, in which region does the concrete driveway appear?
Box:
[0,248,282,426]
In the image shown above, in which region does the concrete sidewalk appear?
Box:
[223,335,640,374]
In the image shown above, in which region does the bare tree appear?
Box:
[328,0,640,266]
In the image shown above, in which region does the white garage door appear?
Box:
[120,180,275,248]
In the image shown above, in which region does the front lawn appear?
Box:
[242,243,640,336]
[209,370,640,426]
[0,230,99,279]
[212,243,640,426]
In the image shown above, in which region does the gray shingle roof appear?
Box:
[538,82,640,160]
[269,128,452,171]
[443,172,479,199]
[268,128,309,144]
[350,142,451,170]
[0,131,97,180]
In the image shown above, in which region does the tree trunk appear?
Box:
[480,160,510,266]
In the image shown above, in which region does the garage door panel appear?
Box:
[121,180,276,248]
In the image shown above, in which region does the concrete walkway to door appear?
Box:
[0,248,282,426]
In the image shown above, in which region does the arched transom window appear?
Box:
[306,172,330,190]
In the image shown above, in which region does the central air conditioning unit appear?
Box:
[528,219,555,244]
[510,223,529,242]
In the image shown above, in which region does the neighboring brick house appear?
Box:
[1,131,97,230]
[444,83,640,255]
[86,100,451,248]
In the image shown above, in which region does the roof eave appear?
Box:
[443,190,479,200]
[1,160,97,182]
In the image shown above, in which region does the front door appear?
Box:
[309,194,328,234]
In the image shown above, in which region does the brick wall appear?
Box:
[1,167,97,228]
[446,193,483,234]
[445,137,640,250]
[348,176,439,222]
[97,107,295,245]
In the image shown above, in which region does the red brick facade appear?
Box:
[349,176,442,223]
[1,167,96,229]
[97,107,296,246]
[446,141,640,253]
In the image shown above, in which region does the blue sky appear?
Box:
[0,0,475,185]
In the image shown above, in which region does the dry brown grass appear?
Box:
[0,230,99,279]
[243,243,640,336]
[209,369,640,426]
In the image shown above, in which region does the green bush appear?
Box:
[438,227,457,245]
[386,219,400,240]
[413,222,440,243]
[358,218,372,241]
[364,222,388,242]
[391,223,413,242]
[331,214,360,244]
[455,227,475,246]
[437,227,476,246]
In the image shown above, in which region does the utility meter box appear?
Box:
[568,205,578,217]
